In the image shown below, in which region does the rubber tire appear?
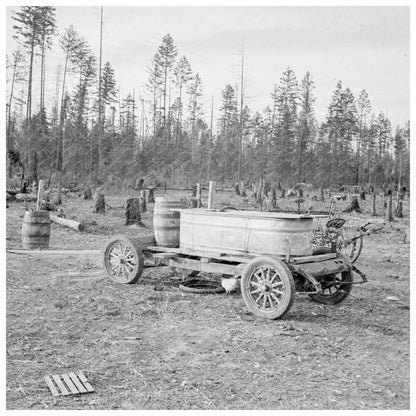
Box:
[308,270,353,305]
[103,235,144,284]
[241,257,295,320]
[179,279,225,294]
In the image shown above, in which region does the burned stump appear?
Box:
[95,193,106,214]
[125,198,142,225]
[343,196,362,213]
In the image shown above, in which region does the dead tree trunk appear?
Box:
[319,187,325,201]
[343,196,362,213]
[385,194,393,221]
[140,190,147,213]
[371,192,377,216]
[95,193,105,214]
[235,182,240,196]
[196,183,202,208]
[240,181,246,197]
[395,200,403,218]
[280,189,286,199]
[125,198,141,225]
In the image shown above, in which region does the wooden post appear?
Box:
[196,183,202,208]
[371,192,377,216]
[208,181,215,210]
[320,187,325,201]
[385,194,393,222]
[36,180,44,211]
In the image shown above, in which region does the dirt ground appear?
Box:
[5,189,411,410]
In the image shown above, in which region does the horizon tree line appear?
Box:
[6,6,410,193]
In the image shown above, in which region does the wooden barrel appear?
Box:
[21,210,51,249]
[153,197,186,247]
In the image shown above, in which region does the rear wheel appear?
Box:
[308,270,353,304]
[103,235,144,284]
[241,257,295,319]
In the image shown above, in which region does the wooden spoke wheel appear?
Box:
[308,270,353,305]
[241,257,295,320]
[103,235,144,284]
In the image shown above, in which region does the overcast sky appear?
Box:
[5,5,410,128]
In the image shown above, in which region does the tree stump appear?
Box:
[84,186,92,200]
[95,193,106,214]
[360,191,366,200]
[343,196,362,213]
[125,198,141,225]
[135,178,144,190]
[235,182,240,196]
[189,197,198,208]
[140,190,147,213]
[148,188,155,203]
[319,187,325,201]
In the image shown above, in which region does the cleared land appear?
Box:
[6,189,410,410]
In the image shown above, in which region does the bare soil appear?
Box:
[6,190,410,410]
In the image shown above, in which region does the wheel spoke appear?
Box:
[269,271,278,283]
[270,292,281,305]
[250,281,262,288]
[250,288,262,295]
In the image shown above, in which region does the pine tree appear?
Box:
[155,34,177,137]
[326,81,358,185]
[355,90,371,185]
[12,6,56,182]
[271,67,299,186]
[297,71,316,183]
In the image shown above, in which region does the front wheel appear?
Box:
[241,257,295,319]
[308,270,353,304]
[103,235,144,284]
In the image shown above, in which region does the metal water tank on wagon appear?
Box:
[103,208,366,320]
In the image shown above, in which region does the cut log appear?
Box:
[15,193,38,202]
[50,215,84,231]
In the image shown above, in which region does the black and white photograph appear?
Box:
[3,1,413,412]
